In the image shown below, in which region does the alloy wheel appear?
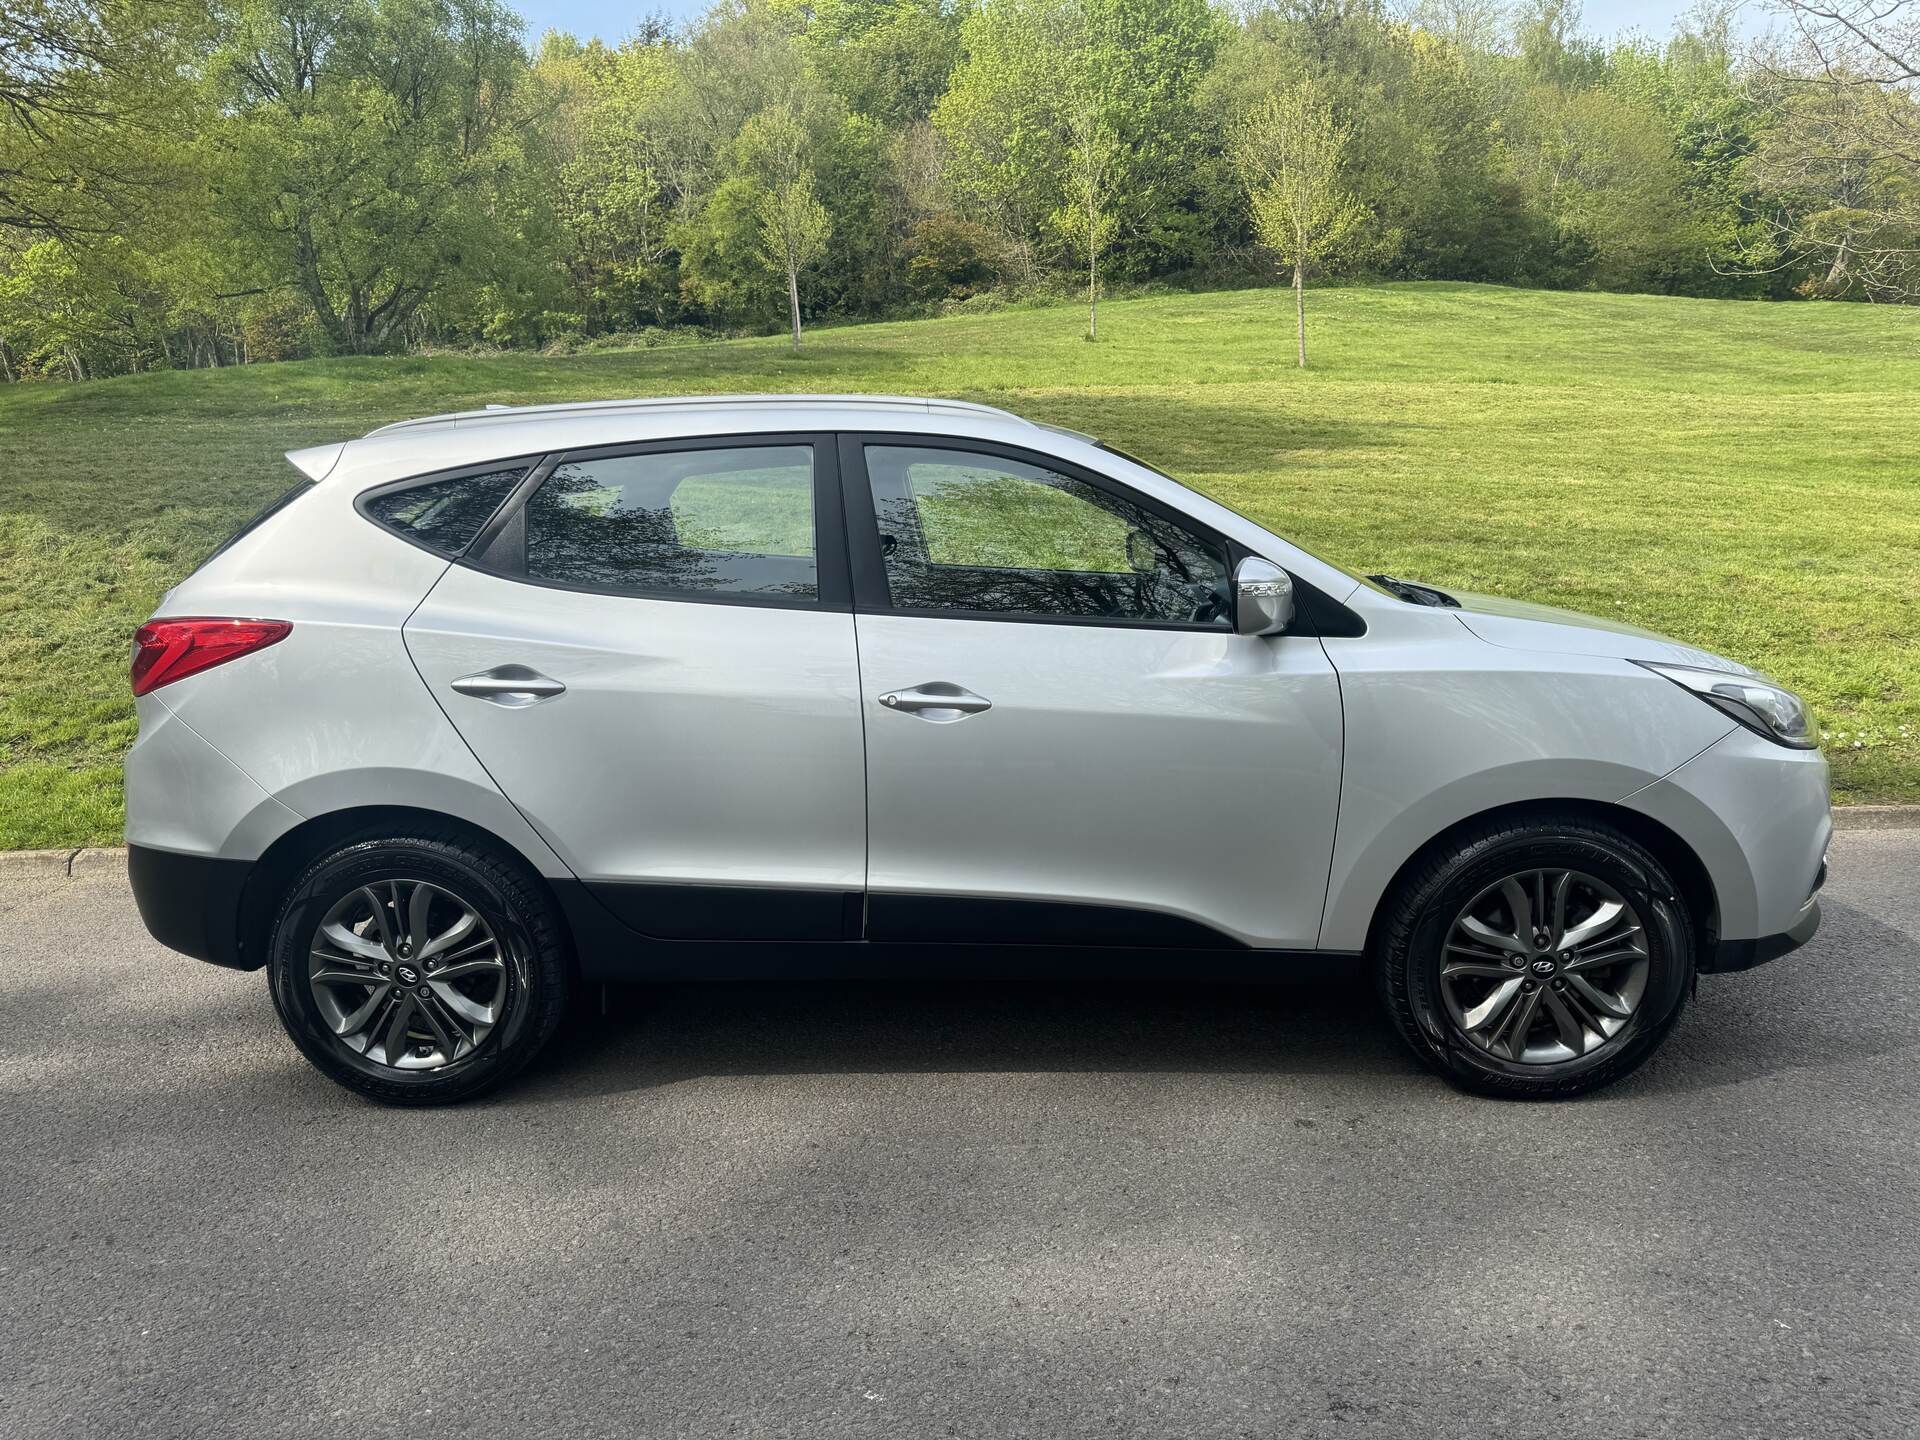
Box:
[1439,868,1650,1065]
[307,879,508,1071]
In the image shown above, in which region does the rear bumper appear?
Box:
[128,844,256,970]
[1703,897,1821,975]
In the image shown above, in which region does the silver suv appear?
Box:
[127,396,1829,1104]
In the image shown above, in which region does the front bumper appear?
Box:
[129,843,256,970]
[1703,896,1821,974]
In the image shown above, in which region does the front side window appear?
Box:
[363,466,527,556]
[864,445,1231,626]
[522,445,817,601]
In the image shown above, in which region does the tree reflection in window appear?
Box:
[866,446,1231,626]
[365,467,527,556]
[524,446,817,600]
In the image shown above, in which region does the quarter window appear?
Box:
[363,467,527,556]
[522,445,817,600]
[863,445,1232,627]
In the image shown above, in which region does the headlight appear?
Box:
[1636,662,1816,749]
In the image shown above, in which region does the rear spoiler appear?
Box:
[285,442,345,482]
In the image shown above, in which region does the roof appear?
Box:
[363,394,1031,438]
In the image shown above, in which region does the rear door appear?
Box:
[403,435,866,940]
[843,436,1344,950]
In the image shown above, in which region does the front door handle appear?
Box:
[878,683,992,722]
[451,665,566,707]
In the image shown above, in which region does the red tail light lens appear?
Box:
[131,618,291,697]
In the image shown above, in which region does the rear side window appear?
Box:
[362,467,528,557]
[520,445,818,601]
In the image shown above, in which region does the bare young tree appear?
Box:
[1057,76,1120,343]
[741,103,832,352]
[1750,0,1920,299]
[1231,79,1371,367]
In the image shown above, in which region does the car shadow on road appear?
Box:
[499,896,1915,1106]
[509,964,1424,1102]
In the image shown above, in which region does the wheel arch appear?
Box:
[234,805,575,974]
[1357,798,1720,961]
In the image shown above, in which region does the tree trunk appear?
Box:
[787,259,802,353]
[1087,194,1098,342]
[1088,237,1097,343]
[1293,256,1307,369]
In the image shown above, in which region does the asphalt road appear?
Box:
[3,832,1917,1440]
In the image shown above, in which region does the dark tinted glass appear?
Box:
[865,446,1231,626]
[522,446,817,600]
[364,467,526,556]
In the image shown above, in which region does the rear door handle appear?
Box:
[451,665,566,707]
[878,683,992,722]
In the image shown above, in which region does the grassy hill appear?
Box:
[2,281,1916,848]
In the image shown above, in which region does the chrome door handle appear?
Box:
[451,665,566,707]
[878,683,992,721]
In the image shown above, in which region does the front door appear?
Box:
[404,436,865,940]
[843,438,1343,950]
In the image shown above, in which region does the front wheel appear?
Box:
[1375,814,1695,1099]
[267,833,570,1105]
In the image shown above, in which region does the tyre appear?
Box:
[267,832,570,1105]
[1375,813,1694,1099]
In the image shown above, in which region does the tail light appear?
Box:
[131,618,291,696]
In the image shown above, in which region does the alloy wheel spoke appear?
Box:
[418,910,479,962]
[1499,985,1544,1058]
[407,881,436,956]
[357,887,397,955]
[430,955,503,983]
[1462,977,1524,1033]
[381,993,417,1064]
[1459,915,1525,954]
[331,982,393,1036]
[1540,987,1590,1052]
[319,921,386,962]
[1559,900,1627,953]
[1443,958,1518,980]
[1499,877,1534,945]
[429,977,497,1026]
[1567,973,1632,1020]
[1549,871,1573,947]
[412,991,462,1058]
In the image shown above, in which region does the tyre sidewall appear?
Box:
[1396,827,1693,1096]
[268,839,557,1103]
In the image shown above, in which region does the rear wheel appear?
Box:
[267,833,570,1105]
[1375,813,1695,1099]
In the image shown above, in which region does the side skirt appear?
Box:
[555,881,1359,982]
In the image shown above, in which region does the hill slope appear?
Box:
[2,281,1916,846]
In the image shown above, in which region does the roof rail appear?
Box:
[364,394,1027,438]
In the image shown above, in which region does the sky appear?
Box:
[512,0,1767,48]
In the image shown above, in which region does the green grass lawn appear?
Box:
[3,280,1917,848]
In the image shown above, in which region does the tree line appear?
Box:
[2,0,1916,381]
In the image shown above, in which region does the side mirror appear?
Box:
[1235,557,1294,636]
[1124,527,1159,574]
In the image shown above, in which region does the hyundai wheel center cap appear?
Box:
[396,963,421,986]
[1530,957,1557,977]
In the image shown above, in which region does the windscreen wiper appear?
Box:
[1369,574,1461,608]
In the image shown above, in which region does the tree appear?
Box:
[209,0,542,355]
[739,103,833,349]
[936,0,1222,287]
[1232,79,1371,366]
[0,0,200,237]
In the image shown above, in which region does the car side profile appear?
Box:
[126,395,1829,1104]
